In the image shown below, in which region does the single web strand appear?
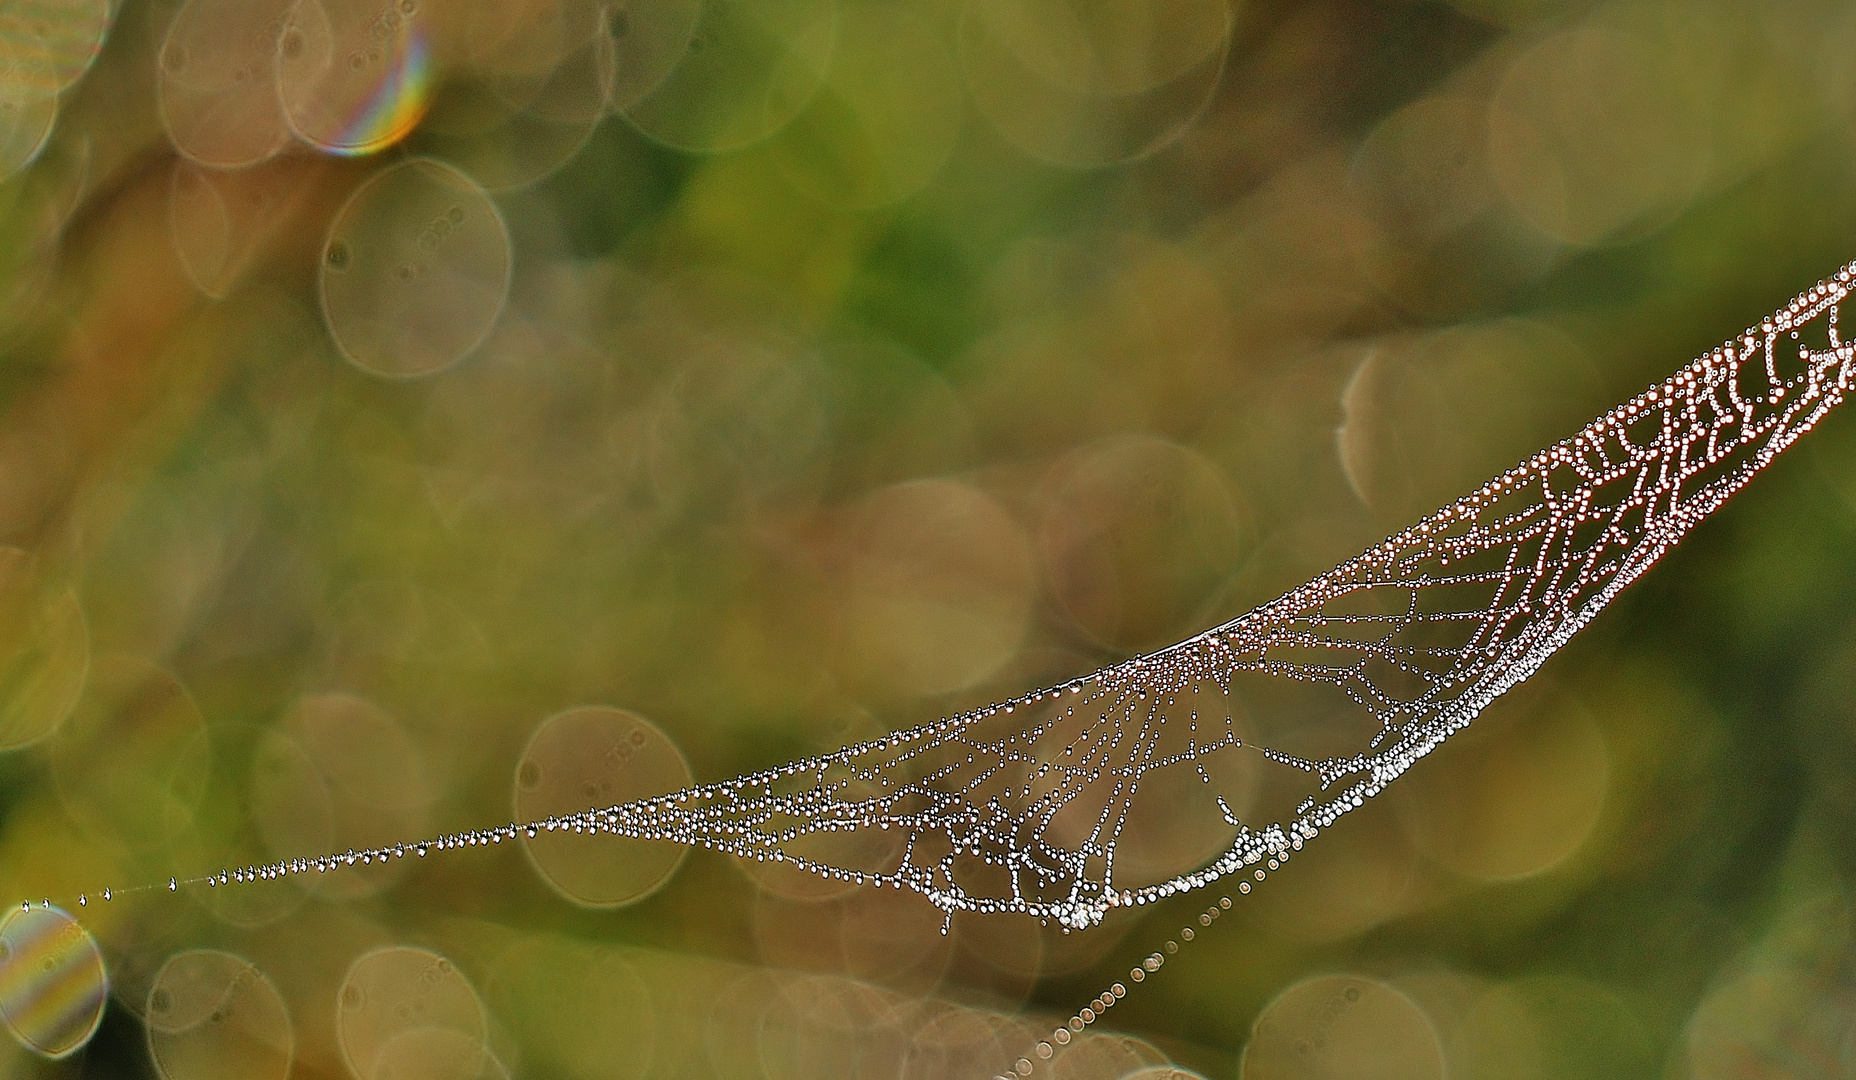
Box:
[47,263,1856,937]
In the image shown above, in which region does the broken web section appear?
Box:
[181,263,1856,931]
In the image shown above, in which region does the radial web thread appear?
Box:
[180,264,1856,932]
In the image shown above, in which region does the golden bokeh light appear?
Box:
[0,0,1849,1074]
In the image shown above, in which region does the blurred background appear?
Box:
[1,0,1856,1076]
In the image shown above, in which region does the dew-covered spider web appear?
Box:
[56,263,1856,940]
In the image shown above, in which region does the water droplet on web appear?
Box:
[249,693,431,901]
[319,158,512,378]
[487,267,1856,955]
[0,906,107,1059]
[513,706,692,907]
[55,262,1856,1080]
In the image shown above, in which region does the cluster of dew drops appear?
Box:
[22,260,1856,1078]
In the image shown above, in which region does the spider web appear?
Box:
[193,264,1856,931]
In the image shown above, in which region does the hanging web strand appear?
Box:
[157,265,1856,931]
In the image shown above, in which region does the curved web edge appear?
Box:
[121,261,1856,933]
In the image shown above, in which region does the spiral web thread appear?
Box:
[140,263,1856,942]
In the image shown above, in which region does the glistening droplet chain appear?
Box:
[21,263,1856,1077]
